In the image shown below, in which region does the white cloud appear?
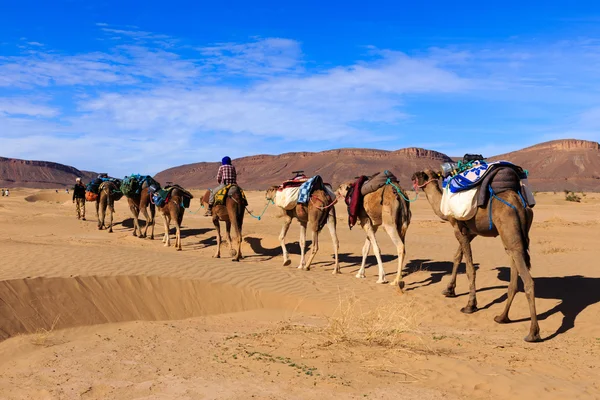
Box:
[0,98,58,117]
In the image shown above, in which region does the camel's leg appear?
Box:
[140,205,151,239]
[98,198,107,230]
[383,223,406,290]
[364,224,387,284]
[212,218,222,258]
[175,221,182,251]
[130,204,140,237]
[356,237,371,279]
[149,204,156,240]
[225,220,235,258]
[327,214,340,274]
[279,215,293,266]
[162,214,171,247]
[443,235,475,297]
[454,228,477,313]
[494,263,519,324]
[514,252,541,342]
[303,229,319,271]
[297,222,307,269]
[230,209,243,262]
[108,200,114,233]
[497,218,540,342]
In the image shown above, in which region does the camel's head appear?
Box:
[411,169,441,188]
[336,181,353,199]
[265,186,279,202]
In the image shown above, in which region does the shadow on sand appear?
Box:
[485,267,600,341]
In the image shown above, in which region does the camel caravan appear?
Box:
[78,153,539,341]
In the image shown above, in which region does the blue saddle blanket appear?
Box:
[297,175,324,205]
[443,161,525,193]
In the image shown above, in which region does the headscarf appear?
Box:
[221,156,231,165]
[76,177,81,182]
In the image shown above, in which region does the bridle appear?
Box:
[412,175,440,191]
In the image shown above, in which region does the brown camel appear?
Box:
[157,187,188,251]
[125,180,157,239]
[96,181,122,233]
[412,169,540,342]
[265,186,339,273]
[336,183,411,287]
[201,186,245,261]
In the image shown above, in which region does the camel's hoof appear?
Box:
[303,266,310,271]
[494,315,511,324]
[150,235,154,240]
[213,254,221,258]
[133,232,137,237]
[283,259,291,267]
[177,248,182,252]
[108,230,113,233]
[297,265,304,269]
[231,258,240,262]
[97,227,102,230]
[391,280,405,290]
[524,333,542,343]
[376,279,389,284]
[139,234,146,239]
[332,269,341,275]
[355,274,366,279]
[460,306,478,314]
[442,288,457,298]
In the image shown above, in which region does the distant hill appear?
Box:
[0,157,96,189]
[490,139,600,191]
[154,148,453,190]
[156,139,600,192]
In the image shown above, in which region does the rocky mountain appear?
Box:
[156,139,600,192]
[154,148,453,191]
[490,139,600,191]
[0,157,96,189]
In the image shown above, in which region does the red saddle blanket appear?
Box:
[344,176,369,229]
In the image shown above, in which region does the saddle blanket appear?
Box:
[275,187,301,210]
[214,184,248,207]
[440,185,479,220]
[443,161,526,194]
[298,175,331,205]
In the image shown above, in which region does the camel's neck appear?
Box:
[422,180,448,221]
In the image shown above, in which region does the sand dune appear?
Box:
[0,188,599,399]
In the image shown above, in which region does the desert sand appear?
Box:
[0,188,599,399]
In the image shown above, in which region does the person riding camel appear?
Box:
[205,156,237,217]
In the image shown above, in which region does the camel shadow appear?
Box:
[182,228,213,238]
[402,259,459,291]
[337,253,396,269]
[243,236,308,259]
[488,267,600,340]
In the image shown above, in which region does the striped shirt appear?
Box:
[217,165,237,184]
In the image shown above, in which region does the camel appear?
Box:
[412,169,540,342]
[201,186,245,261]
[96,181,122,233]
[125,179,157,239]
[265,186,339,273]
[157,187,188,251]
[336,182,411,287]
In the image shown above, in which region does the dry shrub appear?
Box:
[324,293,423,348]
[30,315,60,347]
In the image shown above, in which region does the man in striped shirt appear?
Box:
[206,156,237,216]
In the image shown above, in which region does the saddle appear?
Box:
[213,184,248,207]
[152,184,193,208]
[344,171,400,229]
[121,174,161,197]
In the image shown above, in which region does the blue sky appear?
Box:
[2,1,600,176]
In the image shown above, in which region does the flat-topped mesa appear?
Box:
[393,147,454,161]
[0,157,85,175]
[520,139,600,152]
